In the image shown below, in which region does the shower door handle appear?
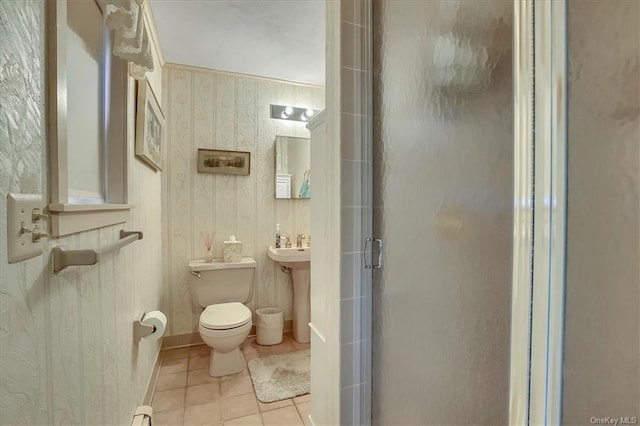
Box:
[364,238,372,269]
[364,237,383,269]
[373,238,383,269]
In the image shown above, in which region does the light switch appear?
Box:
[7,193,46,263]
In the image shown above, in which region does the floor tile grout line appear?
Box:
[155,339,307,425]
[293,401,305,424]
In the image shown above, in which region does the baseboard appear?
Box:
[142,347,163,406]
[161,320,294,349]
[161,332,204,348]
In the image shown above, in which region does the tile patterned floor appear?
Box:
[153,333,311,426]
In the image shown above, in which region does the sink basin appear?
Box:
[267,246,310,268]
[267,246,311,343]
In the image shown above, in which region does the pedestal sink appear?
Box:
[267,246,310,343]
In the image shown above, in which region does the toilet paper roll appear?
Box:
[141,311,167,341]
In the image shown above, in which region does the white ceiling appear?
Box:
[149,0,325,86]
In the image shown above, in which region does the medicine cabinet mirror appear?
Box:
[275,136,311,199]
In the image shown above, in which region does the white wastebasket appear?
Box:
[255,308,284,345]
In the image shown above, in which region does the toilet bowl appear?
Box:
[198,302,252,377]
[187,257,256,377]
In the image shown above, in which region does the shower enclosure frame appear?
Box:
[357,0,569,423]
[509,0,568,424]
[527,1,568,424]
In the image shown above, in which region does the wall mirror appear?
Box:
[275,136,311,199]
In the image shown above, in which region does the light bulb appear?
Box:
[301,108,314,121]
[282,106,294,118]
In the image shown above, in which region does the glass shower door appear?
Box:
[562,1,640,422]
[371,0,515,423]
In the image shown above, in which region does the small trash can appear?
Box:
[255,308,284,345]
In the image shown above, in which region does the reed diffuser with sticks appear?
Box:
[202,232,214,263]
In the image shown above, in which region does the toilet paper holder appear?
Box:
[133,313,156,342]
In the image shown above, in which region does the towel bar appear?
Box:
[52,230,143,273]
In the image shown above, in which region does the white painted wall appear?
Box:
[161,64,324,337]
[0,1,164,424]
[150,0,325,85]
[309,1,342,424]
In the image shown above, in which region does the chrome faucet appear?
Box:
[296,234,306,248]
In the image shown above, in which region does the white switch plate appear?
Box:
[7,193,45,263]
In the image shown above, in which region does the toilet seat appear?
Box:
[200,302,251,330]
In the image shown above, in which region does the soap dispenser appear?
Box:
[275,223,281,248]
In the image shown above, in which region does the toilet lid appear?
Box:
[200,302,251,330]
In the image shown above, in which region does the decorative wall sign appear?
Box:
[135,79,165,171]
[197,149,251,176]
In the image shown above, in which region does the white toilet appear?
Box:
[187,257,256,377]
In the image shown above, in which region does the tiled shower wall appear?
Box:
[338,0,372,424]
[161,65,324,337]
[0,1,164,424]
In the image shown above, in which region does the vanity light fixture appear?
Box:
[270,104,320,123]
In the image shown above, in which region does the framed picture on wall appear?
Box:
[135,79,165,171]
[197,149,251,176]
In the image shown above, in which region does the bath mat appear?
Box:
[247,349,310,403]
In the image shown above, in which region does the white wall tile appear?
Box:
[340,341,363,388]
[340,383,364,425]
[341,160,365,207]
[340,68,366,115]
[341,113,365,161]
[338,0,373,422]
[341,252,365,300]
[340,297,363,344]
[340,22,356,70]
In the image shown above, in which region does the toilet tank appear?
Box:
[187,257,256,308]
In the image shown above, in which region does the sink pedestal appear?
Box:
[267,246,312,344]
[291,267,311,343]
